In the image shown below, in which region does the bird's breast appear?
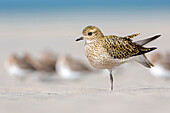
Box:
[84,43,125,69]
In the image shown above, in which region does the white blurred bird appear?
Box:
[4,54,35,79]
[4,52,57,81]
[56,55,91,79]
[149,52,170,78]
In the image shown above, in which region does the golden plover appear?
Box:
[76,25,160,90]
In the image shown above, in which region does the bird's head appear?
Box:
[76,26,104,43]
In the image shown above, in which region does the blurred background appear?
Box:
[0,0,170,52]
[0,0,170,113]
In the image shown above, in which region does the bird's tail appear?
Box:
[133,34,161,68]
[134,35,161,46]
[133,54,154,68]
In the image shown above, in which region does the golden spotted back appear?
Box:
[102,35,155,59]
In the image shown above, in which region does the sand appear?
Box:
[0,18,170,113]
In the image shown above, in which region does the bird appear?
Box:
[23,52,57,72]
[56,55,91,79]
[4,52,57,81]
[39,51,57,72]
[76,25,161,91]
[4,54,35,80]
[149,52,170,78]
[21,52,57,81]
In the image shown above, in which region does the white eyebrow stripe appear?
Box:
[89,29,96,32]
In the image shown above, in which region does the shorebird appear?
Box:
[56,55,91,79]
[4,54,35,79]
[76,25,160,90]
[22,52,57,81]
[39,51,57,72]
[5,52,57,81]
[149,52,170,78]
[23,52,57,72]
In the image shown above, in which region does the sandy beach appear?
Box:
[0,6,170,112]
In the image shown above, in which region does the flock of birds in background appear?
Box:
[4,51,92,81]
[4,51,170,81]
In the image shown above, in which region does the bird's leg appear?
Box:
[109,70,114,91]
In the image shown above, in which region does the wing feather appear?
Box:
[102,35,151,59]
[124,33,141,39]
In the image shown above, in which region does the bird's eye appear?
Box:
[88,32,92,36]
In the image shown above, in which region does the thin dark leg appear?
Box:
[109,70,113,91]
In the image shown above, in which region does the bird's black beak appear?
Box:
[76,37,84,41]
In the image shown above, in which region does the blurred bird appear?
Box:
[22,52,57,81]
[76,25,160,90]
[23,52,57,72]
[56,55,91,79]
[149,52,170,78]
[39,51,57,71]
[5,52,57,81]
[4,54,35,79]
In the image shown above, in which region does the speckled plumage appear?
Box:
[76,25,160,90]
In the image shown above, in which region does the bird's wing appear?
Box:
[123,33,141,39]
[102,35,152,59]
